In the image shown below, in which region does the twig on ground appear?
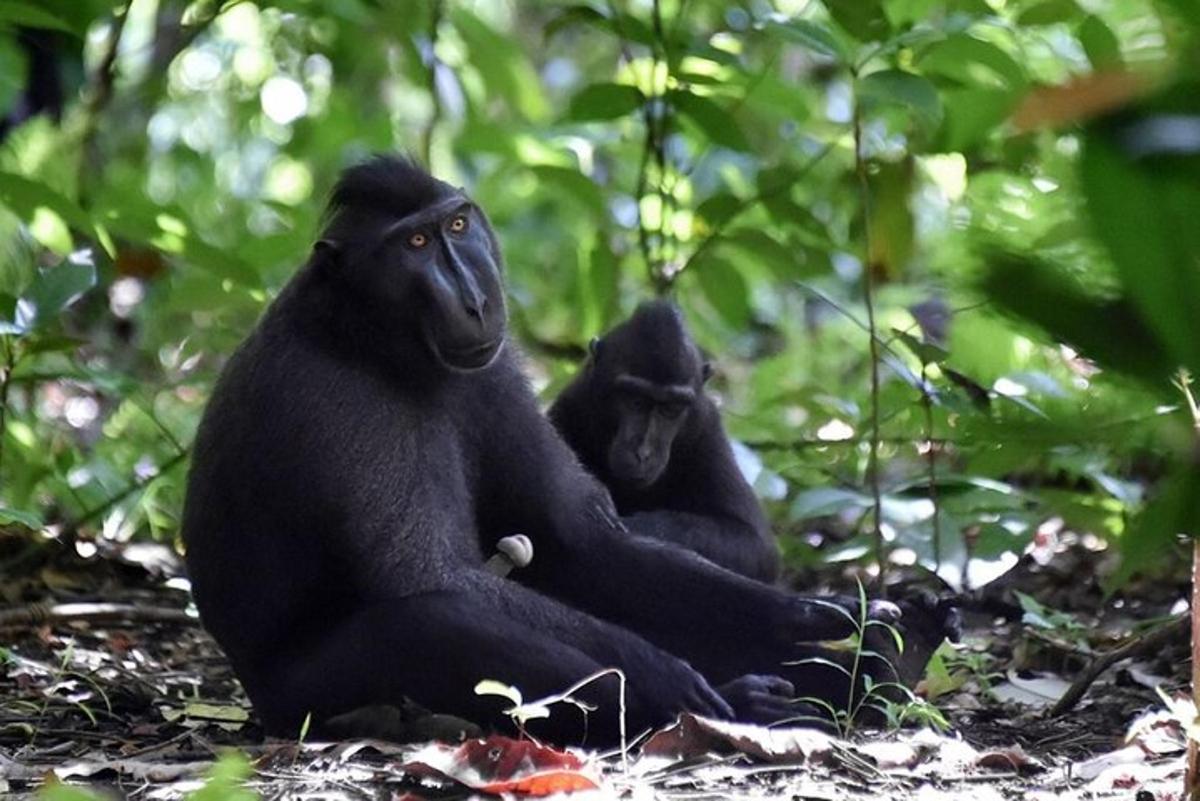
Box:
[1048,614,1188,716]
[0,601,195,630]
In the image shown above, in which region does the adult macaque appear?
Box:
[183,157,902,746]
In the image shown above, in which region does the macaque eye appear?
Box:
[661,403,687,420]
[408,232,429,248]
[449,215,468,233]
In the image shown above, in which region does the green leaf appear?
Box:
[917,34,1026,91]
[868,158,914,277]
[791,487,871,518]
[173,234,262,290]
[858,69,943,133]
[452,8,548,121]
[581,236,617,338]
[0,2,78,35]
[527,165,606,219]
[1158,0,1200,31]
[37,786,106,801]
[1081,97,1200,377]
[721,229,802,279]
[669,90,749,151]
[1111,468,1200,588]
[824,0,891,42]
[695,192,742,230]
[0,34,28,117]
[936,88,1018,151]
[545,4,608,40]
[771,18,848,62]
[884,0,940,27]
[980,253,1176,389]
[20,332,86,355]
[1018,0,1082,25]
[0,506,41,527]
[566,82,645,122]
[692,254,751,327]
[17,255,96,331]
[892,328,948,365]
[0,172,114,257]
[1078,15,1122,71]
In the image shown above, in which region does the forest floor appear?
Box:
[0,527,1189,800]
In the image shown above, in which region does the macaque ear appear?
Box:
[313,239,341,269]
[701,361,714,383]
[589,337,603,363]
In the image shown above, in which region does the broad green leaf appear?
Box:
[824,0,891,42]
[867,158,914,278]
[858,70,942,133]
[694,192,742,230]
[936,88,1017,151]
[20,332,86,355]
[528,165,606,219]
[884,0,940,27]
[1111,468,1200,588]
[791,487,871,518]
[0,34,28,117]
[722,229,803,279]
[771,18,848,62]
[692,254,751,327]
[1078,15,1123,71]
[980,253,1176,389]
[545,4,608,40]
[452,8,548,121]
[917,34,1026,91]
[1018,0,1082,25]
[188,752,257,801]
[1158,0,1200,31]
[566,83,645,122]
[18,254,96,331]
[0,2,78,34]
[581,236,617,338]
[892,328,948,365]
[0,506,40,527]
[0,172,114,257]
[1080,92,1200,377]
[669,90,749,151]
[172,234,262,290]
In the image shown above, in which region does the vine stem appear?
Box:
[921,365,942,575]
[0,337,14,477]
[420,0,444,167]
[852,83,886,586]
[1171,369,1200,799]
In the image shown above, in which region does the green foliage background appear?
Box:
[1,0,1197,590]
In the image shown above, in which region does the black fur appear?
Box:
[550,302,780,581]
[183,158,900,746]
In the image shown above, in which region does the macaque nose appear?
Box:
[636,444,653,464]
[464,291,486,322]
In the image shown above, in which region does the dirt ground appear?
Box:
[0,529,1190,800]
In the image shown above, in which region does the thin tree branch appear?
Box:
[420,0,445,166]
[1048,615,1188,716]
[0,336,15,478]
[852,76,886,584]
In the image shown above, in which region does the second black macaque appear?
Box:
[549,302,781,582]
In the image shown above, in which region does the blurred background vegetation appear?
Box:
[0,0,1197,595]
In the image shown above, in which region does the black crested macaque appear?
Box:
[549,302,780,582]
[182,157,903,747]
